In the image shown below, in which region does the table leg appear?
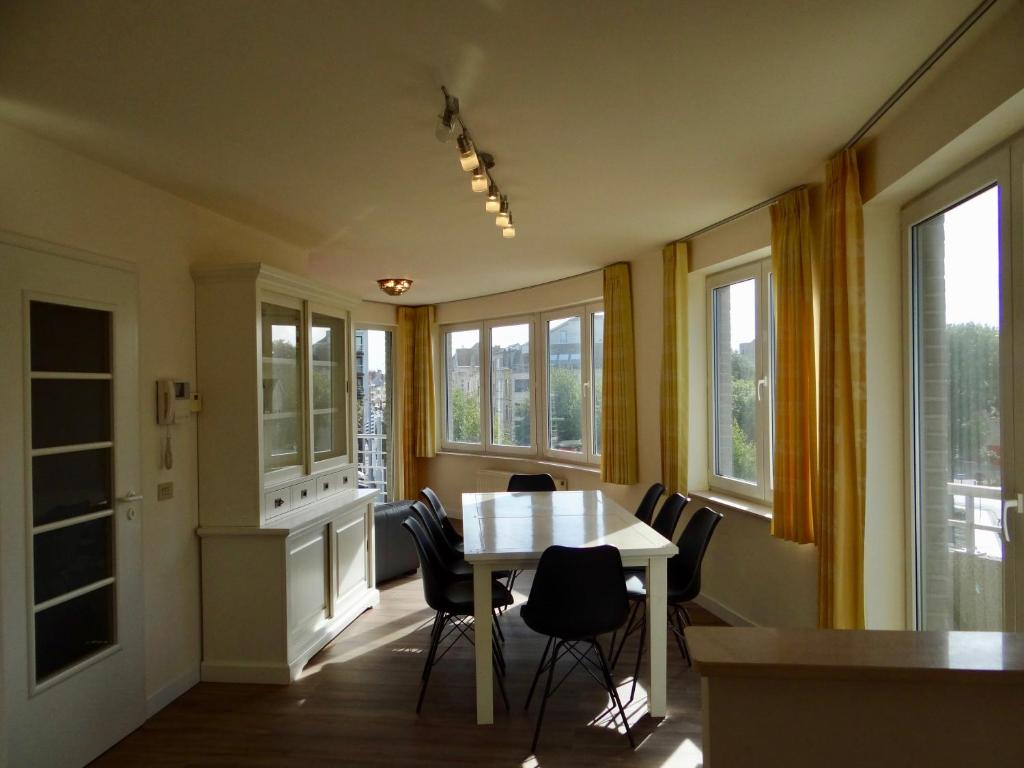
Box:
[473,563,494,724]
[647,556,668,717]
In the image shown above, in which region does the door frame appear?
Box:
[900,145,1014,630]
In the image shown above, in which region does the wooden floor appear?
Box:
[92,574,725,767]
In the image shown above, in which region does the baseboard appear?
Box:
[200,660,292,684]
[145,667,200,718]
[694,593,755,627]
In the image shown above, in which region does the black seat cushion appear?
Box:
[442,579,514,614]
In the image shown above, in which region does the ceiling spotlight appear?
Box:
[377,278,413,297]
[457,134,479,172]
[495,196,510,227]
[502,216,516,238]
[485,183,501,213]
[435,87,459,142]
[471,167,488,193]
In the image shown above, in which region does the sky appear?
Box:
[941,185,999,328]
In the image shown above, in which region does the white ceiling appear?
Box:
[0,0,983,303]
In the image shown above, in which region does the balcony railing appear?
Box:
[947,481,1002,560]
[357,432,389,502]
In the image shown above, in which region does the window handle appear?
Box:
[756,377,769,402]
[1003,493,1023,543]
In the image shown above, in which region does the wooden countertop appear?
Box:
[687,626,1024,683]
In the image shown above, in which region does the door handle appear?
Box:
[1002,493,1022,543]
[118,491,144,504]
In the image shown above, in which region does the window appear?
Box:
[706,260,774,502]
[355,327,393,501]
[311,312,347,463]
[441,304,601,463]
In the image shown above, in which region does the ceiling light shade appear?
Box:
[457,134,479,172]
[377,278,413,296]
[502,216,516,238]
[495,196,510,227]
[471,167,488,192]
[485,183,501,212]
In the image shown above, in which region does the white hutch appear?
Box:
[193,263,378,684]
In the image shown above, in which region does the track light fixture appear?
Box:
[436,85,517,239]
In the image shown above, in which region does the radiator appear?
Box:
[475,468,568,492]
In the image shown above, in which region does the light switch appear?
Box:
[157,482,174,501]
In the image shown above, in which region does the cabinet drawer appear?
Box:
[338,467,356,491]
[291,479,315,509]
[265,487,291,518]
[316,471,342,500]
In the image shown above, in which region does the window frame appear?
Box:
[308,301,351,473]
[705,259,774,504]
[484,316,536,456]
[441,321,486,452]
[259,290,307,486]
[541,302,603,466]
[439,302,604,466]
[354,323,395,502]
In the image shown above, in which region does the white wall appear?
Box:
[0,121,310,710]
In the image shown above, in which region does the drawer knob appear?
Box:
[274,497,285,508]
[323,482,330,490]
[300,489,308,498]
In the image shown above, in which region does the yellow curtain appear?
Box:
[660,243,688,495]
[601,262,639,485]
[770,189,818,544]
[818,148,867,629]
[395,305,436,500]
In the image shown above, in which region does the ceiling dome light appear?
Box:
[377,278,413,297]
[471,167,488,193]
[485,183,501,212]
[502,216,516,238]
[495,196,510,227]
[457,134,479,172]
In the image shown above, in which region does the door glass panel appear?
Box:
[30,301,110,373]
[34,517,113,604]
[490,323,531,447]
[31,379,111,449]
[712,278,758,485]
[35,585,115,681]
[32,448,112,526]
[28,300,118,683]
[547,316,583,453]
[261,302,303,473]
[312,312,347,462]
[913,185,1003,630]
[592,311,605,456]
[355,329,392,501]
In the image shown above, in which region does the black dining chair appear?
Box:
[507,473,557,492]
[521,545,636,752]
[402,517,512,713]
[634,483,665,526]
[420,487,464,554]
[612,506,723,700]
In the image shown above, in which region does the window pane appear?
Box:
[35,584,114,682]
[261,303,303,472]
[30,301,111,374]
[591,311,604,456]
[490,323,531,447]
[548,316,583,453]
[712,279,757,484]
[446,329,481,444]
[912,185,1003,630]
[31,379,111,449]
[312,313,348,461]
[356,329,392,501]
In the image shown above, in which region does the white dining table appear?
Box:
[461,490,679,725]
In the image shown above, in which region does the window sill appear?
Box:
[435,450,601,475]
[689,489,773,521]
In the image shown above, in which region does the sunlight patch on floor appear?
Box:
[660,738,703,767]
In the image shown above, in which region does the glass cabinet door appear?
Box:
[311,311,349,464]
[261,302,304,474]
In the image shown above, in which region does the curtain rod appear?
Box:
[668,0,998,247]
[844,0,998,148]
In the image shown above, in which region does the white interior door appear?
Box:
[0,237,144,767]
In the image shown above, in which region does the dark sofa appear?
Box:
[373,500,419,584]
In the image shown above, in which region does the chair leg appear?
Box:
[417,612,446,713]
[492,609,505,643]
[494,649,511,711]
[595,639,636,749]
[670,606,689,664]
[531,639,562,753]
[629,609,647,703]
[525,636,554,710]
[610,600,641,670]
[672,606,691,667]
